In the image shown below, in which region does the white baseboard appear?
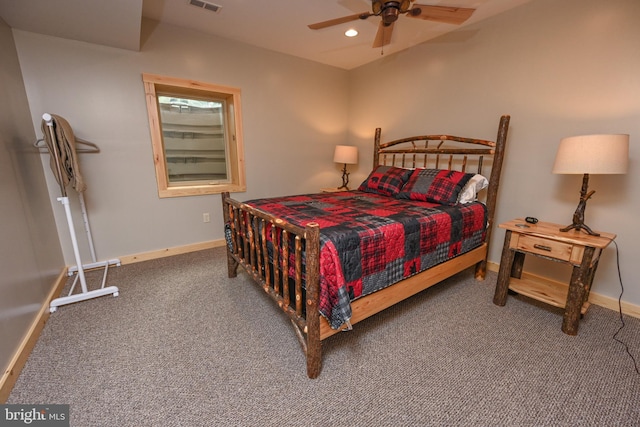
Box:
[486,261,640,319]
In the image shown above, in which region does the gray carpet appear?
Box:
[8,247,640,426]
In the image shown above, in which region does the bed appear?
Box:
[221,115,510,378]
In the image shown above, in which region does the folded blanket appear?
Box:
[41,114,86,193]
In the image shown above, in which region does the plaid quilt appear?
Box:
[244,191,487,329]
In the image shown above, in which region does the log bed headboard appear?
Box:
[374,114,510,275]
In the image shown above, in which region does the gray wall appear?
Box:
[348,0,640,306]
[0,18,63,377]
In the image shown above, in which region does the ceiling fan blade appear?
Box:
[409,5,475,25]
[372,22,394,48]
[308,12,371,30]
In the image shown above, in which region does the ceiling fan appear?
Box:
[308,1,476,48]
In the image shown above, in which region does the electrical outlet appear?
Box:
[203,213,210,223]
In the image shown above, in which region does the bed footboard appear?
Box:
[221,192,323,378]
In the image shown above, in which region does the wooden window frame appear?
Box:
[142,73,246,197]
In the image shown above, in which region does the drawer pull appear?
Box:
[533,244,552,252]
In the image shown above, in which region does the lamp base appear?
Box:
[337,164,350,190]
[560,173,600,236]
[560,222,599,236]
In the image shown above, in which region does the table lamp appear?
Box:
[334,145,358,190]
[552,134,629,236]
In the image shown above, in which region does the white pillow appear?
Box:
[457,174,489,204]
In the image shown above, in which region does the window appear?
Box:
[142,73,246,197]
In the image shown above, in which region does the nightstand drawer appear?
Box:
[512,234,575,262]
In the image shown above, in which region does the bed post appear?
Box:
[221,192,239,278]
[475,114,510,279]
[304,222,322,378]
[373,127,382,169]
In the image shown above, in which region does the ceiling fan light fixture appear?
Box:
[382,7,399,25]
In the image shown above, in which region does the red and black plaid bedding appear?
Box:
[244,191,487,329]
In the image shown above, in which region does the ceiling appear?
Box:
[0,0,533,70]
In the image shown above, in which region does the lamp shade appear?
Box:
[333,145,358,165]
[552,134,629,175]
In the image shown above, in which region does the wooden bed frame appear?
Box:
[221,115,510,378]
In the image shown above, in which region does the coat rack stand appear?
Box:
[41,113,119,313]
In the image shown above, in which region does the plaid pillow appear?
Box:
[358,166,412,197]
[396,169,475,205]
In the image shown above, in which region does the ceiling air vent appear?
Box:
[189,0,222,13]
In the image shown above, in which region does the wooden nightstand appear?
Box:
[493,218,616,335]
[320,187,349,193]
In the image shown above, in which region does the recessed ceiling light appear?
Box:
[345,29,358,37]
